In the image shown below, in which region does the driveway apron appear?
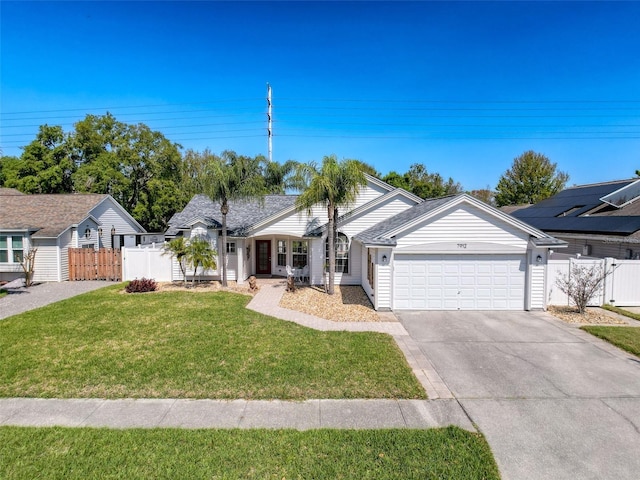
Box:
[398,310,640,480]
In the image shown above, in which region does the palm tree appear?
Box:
[294,155,367,295]
[163,237,189,286]
[186,236,217,285]
[203,150,266,286]
[262,158,299,194]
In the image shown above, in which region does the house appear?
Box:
[0,192,146,282]
[509,179,640,259]
[167,174,565,311]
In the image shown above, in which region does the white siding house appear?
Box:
[0,192,145,282]
[166,176,565,311]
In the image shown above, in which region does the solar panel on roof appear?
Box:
[600,180,640,208]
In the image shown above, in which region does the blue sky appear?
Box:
[1,1,639,191]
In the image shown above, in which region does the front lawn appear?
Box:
[0,289,7,299]
[0,426,500,479]
[0,285,425,399]
[581,326,640,357]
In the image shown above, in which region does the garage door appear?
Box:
[393,254,526,310]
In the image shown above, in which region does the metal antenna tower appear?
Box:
[267,83,272,162]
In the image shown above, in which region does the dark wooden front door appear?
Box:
[255,240,272,275]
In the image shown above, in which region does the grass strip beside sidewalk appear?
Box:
[581,325,640,357]
[0,426,500,480]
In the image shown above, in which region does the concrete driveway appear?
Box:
[397,310,640,480]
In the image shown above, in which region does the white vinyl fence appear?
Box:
[122,246,173,282]
[547,257,640,307]
[121,245,223,282]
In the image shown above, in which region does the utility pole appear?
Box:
[267,83,272,162]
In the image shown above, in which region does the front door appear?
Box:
[255,240,272,275]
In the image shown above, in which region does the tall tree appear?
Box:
[382,163,462,199]
[495,150,569,207]
[3,113,184,231]
[262,158,299,194]
[2,125,74,193]
[294,155,366,295]
[70,113,183,231]
[351,159,380,178]
[202,150,266,287]
[468,188,495,205]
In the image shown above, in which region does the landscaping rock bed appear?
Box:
[280,285,380,322]
[156,281,255,296]
[548,305,628,325]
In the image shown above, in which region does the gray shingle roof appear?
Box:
[0,193,110,237]
[0,188,25,196]
[166,194,299,237]
[354,196,455,246]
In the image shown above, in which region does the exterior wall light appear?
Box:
[536,255,542,264]
[382,254,387,263]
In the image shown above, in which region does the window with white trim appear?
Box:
[0,235,25,263]
[325,232,349,274]
[226,242,236,254]
[277,240,287,267]
[291,240,308,269]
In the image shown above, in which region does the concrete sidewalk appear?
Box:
[247,279,453,399]
[0,398,474,431]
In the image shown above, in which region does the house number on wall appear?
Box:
[457,243,467,249]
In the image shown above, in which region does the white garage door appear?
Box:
[394,254,526,310]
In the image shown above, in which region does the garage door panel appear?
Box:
[394,254,525,310]
[476,288,492,298]
[460,276,475,286]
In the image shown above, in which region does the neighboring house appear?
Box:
[167,174,564,311]
[0,192,146,282]
[509,179,640,259]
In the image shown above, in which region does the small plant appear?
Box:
[20,248,38,287]
[125,278,157,293]
[556,263,612,314]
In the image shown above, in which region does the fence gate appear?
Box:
[68,248,122,281]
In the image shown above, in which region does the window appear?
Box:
[291,240,308,269]
[226,242,236,254]
[12,236,23,262]
[0,236,7,263]
[325,232,349,274]
[0,235,25,263]
[277,240,287,267]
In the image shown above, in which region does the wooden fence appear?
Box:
[68,248,122,281]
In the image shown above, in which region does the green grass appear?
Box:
[581,325,640,357]
[0,285,425,399]
[0,289,7,299]
[602,304,640,322]
[0,426,500,480]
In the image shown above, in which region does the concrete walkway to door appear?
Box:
[397,310,640,480]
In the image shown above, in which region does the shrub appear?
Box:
[125,278,157,293]
[555,263,609,314]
